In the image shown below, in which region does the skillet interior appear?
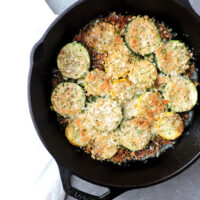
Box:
[29,0,200,188]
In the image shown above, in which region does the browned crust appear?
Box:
[52,70,63,88]
[72,13,132,70]
[56,115,69,128]
[157,23,172,40]
[111,136,173,163]
[100,13,132,33]
[53,13,177,164]
[73,25,107,70]
[84,136,173,164]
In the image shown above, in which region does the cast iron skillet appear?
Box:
[28,0,200,199]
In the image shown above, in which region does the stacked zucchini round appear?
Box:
[51,15,198,162]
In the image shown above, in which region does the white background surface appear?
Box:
[0,1,200,200]
[0,1,65,199]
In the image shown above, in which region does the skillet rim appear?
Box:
[28,0,200,188]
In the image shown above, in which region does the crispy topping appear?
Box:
[155,41,191,75]
[84,69,111,96]
[163,76,198,112]
[125,16,161,55]
[157,23,172,40]
[52,13,198,164]
[51,82,85,117]
[128,60,157,89]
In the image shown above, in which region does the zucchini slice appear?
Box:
[51,82,85,117]
[65,113,93,147]
[162,76,198,112]
[128,60,157,89]
[104,44,134,78]
[110,79,135,103]
[86,21,123,53]
[120,118,151,151]
[151,112,184,140]
[137,92,165,121]
[90,130,119,160]
[87,98,123,132]
[57,42,90,79]
[155,40,190,75]
[84,69,111,96]
[124,16,161,56]
[123,97,139,120]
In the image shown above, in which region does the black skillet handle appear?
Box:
[57,162,127,200]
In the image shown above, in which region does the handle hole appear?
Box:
[71,175,109,196]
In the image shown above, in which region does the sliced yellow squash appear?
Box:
[151,112,184,140]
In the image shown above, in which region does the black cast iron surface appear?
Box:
[63,159,200,200]
[29,0,200,199]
